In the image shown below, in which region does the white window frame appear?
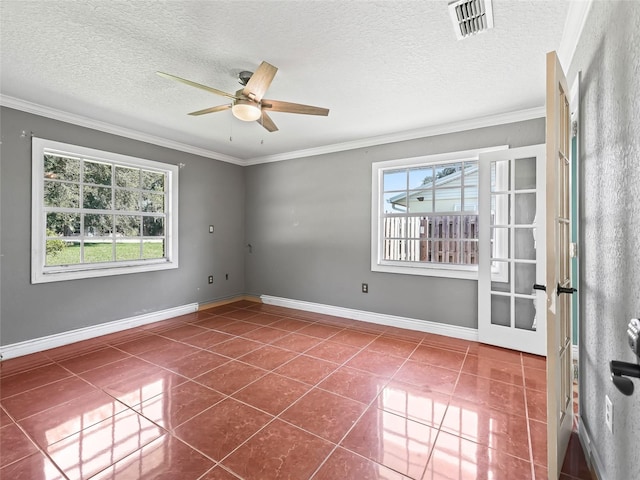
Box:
[371,145,508,280]
[31,138,179,284]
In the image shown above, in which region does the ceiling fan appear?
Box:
[157,61,329,132]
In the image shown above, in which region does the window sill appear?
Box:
[32,259,178,284]
[372,262,479,280]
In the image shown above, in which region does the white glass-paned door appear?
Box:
[478,145,546,355]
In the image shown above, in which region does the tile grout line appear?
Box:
[521,352,538,480]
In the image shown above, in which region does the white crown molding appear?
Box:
[0,303,198,360]
[0,95,244,166]
[245,106,545,165]
[557,0,594,72]
[2,94,545,168]
[261,295,479,342]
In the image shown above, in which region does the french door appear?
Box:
[478,145,547,355]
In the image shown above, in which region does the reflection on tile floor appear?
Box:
[0,300,592,479]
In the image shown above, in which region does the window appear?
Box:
[371,146,507,279]
[31,138,179,283]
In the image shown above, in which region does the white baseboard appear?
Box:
[578,416,606,480]
[260,295,479,342]
[0,303,198,360]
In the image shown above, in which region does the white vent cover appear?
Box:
[448,0,494,40]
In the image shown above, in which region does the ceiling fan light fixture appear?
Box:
[232,99,262,121]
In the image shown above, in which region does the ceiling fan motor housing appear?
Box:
[238,70,253,86]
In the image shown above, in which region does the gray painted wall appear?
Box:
[245,119,544,328]
[568,2,640,479]
[0,107,246,345]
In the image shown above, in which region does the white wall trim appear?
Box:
[578,416,607,480]
[2,94,544,168]
[245,107,545,165]
[0,95,244,166]
[261,295,479,342]
[0,303,198,360]
[557,0,594,72]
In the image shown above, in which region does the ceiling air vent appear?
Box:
[448,0,494,40]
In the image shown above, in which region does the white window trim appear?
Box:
[371,145,508,280]
[31,138,179,284]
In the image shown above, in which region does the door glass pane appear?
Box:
[514,262,536,295]
[491,295,511,327]
[514,228,536,260]
[514,157,536,190]
[515,193,536,224]
[491,261,510,292]
[491,194,510,226]
[491,227,509,259]
[515,297,537,331]
[491,160,510,192]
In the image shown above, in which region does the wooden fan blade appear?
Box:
[188,104,232,116]
[156,71,237,100]
[258,111,278,132]
[262,99,329,116]
[242,61,278,102]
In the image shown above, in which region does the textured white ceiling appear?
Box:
[0,1,571,162]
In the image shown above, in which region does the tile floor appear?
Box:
[0,300,592,479]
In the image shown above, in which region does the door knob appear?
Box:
[610,360,640,396]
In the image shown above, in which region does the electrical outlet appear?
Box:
[605,395,613,433]
[209,225,214,233]
[208,275,213,284]
[362,283,368,293]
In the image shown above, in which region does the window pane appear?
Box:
[116,241,141,261]
[84,214,113,237]
[384,192,407,213]
[430,216,461,240]
[85,242,114,263]
[383,170,406,192]
[84,160,112,185]
[46,240,80,266]
[462,163,479,186]
[434,187,462,212]
[83,186,112,209]
[44,181,79,208]
[47,213,80,236]
[383,239,409,261]
[115,215,140,237]
[115,166,140,188]
[143,240,165,259]
[463,187,478,212]
[142,171,165,192]
[383,217,406,238]
[460,240,479,264]
[434,163,462,185]
[44,155,80,181]
[408,167,433,189]
[143,217,164,236]
[407,191,433,213]
[142,193,165,213]
[115,189,140,211]
[461,215,479,239]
